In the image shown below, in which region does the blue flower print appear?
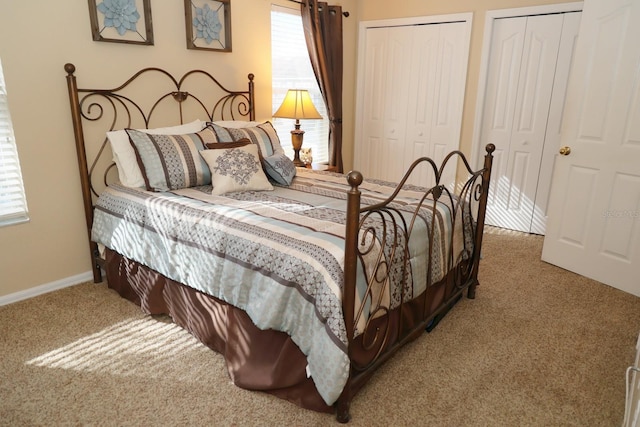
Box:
[97,0,140,36]
[193,3,222,44]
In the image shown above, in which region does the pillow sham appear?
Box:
[206,121,297,185]
[207,121,284,157]
[200,144,274,196]
[126,126,216,192]
[108,120,205,187]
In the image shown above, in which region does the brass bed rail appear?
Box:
[337,144,494,422]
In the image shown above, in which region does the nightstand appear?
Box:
[305,163,338,172]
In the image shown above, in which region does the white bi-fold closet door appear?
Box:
[478,11,581,234]
[354,15,472,188]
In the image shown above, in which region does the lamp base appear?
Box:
[291,128,305,167]
[292,152,305,167]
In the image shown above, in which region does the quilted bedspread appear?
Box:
[91,168,469,405]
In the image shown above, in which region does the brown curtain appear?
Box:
[301,0,344,172]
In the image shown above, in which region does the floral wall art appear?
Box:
[88,0,154,45]
[185,0,232,52]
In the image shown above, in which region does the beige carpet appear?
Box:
[1,228,639,426]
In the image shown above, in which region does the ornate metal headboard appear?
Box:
[64,63,255,281]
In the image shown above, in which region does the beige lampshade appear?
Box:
[273,89,322,120]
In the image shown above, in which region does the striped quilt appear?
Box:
[91,168,470,405]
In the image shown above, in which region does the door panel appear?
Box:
[483,14,564,233]
[556,165,599,247]
[383,28,412,182]
[427,22,467,188]
[600,173,640,260]
[506,151,530,211]
[355,19,470,188]
[359,28,386,178]
[359,26,412,182]
[533,12,582,234]
[481,17,526,226]
[542,0,640,297]
[508,14,563,232]
[406,24,440,186]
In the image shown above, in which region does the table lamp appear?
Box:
[273,89,322,166]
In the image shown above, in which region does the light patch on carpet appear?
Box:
[24,317,204,379]
[484,225,536,237]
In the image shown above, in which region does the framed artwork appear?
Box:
[88,0,154,45]
[185,0,232,52]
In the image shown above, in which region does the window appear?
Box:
[0,58,28,226]
[271,5,329,164]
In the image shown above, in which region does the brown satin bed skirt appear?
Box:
[104,248,333,413]
[103,248,458,414]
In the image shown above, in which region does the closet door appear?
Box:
[355,19,470,186]
[481,14,565,233]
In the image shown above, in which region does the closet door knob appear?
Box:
[559,146,571,156]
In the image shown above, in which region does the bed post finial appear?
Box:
[64,63,76,75]
[346,170,363,188]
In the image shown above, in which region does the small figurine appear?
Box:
[300,147,313,165]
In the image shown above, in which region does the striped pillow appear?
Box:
[207,121,284,157]
[206,121,296,185]
[126,127,217,191]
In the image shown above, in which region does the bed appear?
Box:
[65,62,495,422]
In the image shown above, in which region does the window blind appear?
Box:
[0,58,28,226]
[271,5,329,164]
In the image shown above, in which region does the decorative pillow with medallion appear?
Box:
[206,121,297,185]
[200,144,274,196]
[125,126,216,192]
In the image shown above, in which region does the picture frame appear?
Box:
[88,0,154,45]
[185,0,232,52]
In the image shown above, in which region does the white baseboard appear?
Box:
[0,271,94,306]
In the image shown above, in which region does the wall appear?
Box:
[355,0,577,159]
[0,0,357,299]
[0,0,568,299]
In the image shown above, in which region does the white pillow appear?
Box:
[200,144,274,195]
[107,120,206,187]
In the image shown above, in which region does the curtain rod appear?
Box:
[288,0,350,17]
